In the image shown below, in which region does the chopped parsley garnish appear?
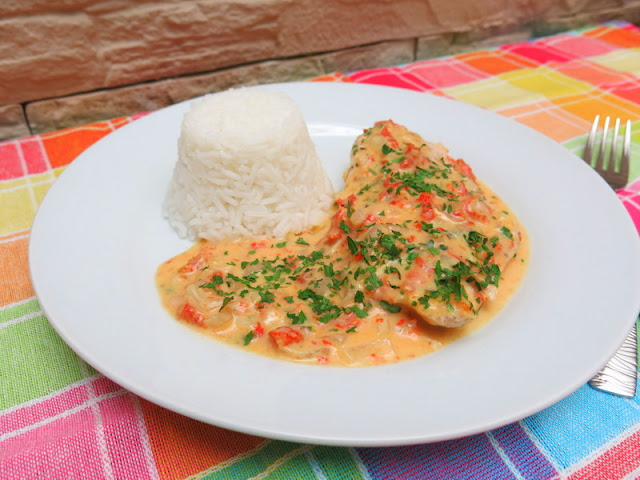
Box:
[258,290,275,303]
[379,300,401,313]
[243,331,254,345]
[220,296,233,311]
[501,227,514,240]
[287,311,307,324]
[347,305,368,318]
[382,144,396,155]
[347,236,359,255]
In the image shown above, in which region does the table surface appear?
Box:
[2,20,640,480]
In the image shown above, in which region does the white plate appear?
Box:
[29,82,640,446]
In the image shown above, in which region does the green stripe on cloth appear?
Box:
[0,315,86,410]
[200,441,310,480]
[308,446,367,479]
[0,298,41,324]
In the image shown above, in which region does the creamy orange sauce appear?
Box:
[157,121,529,367]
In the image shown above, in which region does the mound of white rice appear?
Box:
[163,87,334,242]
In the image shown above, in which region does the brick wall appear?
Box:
[1,0,639,140]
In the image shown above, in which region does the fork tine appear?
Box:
[621,119,631,181]
[596,115,610,170]
[584,114,600,165]
[584,115,630,189]
[609,118,620,171]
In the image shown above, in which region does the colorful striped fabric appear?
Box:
[1,21,640,480]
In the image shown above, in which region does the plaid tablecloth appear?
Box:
[2,21,640,480]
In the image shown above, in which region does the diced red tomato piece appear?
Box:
[326,209,348,243]
[452,158,476,181]
[235,301,249,313]
[418,192,432,204]
[178,255,205,274]
[447,181,469,196]
[362,213,377,226]
[254,322,264,337]
[178,303,205,327]
[269,327,303,347]
[380,124,399,149]
[463,196,491,222]
[336,311,360,330]
[400,158,414,169]
[421,206,435,221]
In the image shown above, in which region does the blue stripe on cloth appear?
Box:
[523,382,640,470]
[491,422,558,479]
[358,434,517,480]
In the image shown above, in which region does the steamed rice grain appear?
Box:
[163,88,334,241]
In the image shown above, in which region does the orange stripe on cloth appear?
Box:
[585,25,640,48]
[550,91,640,123]
[0,235,34,308]
[311,72,353,82]
[0,230,30,243]
[139,399,264,480]
[456,50,539,75]
[40,118,134,169]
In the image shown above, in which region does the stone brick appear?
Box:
[317,40,414,74]
[416,27,534,59]
[24,55,325,134]
[2,0,639,137]
[534,4,640,37]
[276,1,432,55]
[0,0,564,105]
[0,1,99,18]
[0,104,30,140]
[0,13,105,103]
[95,1,289,87]
[23,38,419,135]
[164,57,325,104]
[415,34,457,60]
[25,82,174,134]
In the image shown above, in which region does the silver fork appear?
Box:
[583,115,637,398]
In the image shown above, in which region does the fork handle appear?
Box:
[589,323,638,398]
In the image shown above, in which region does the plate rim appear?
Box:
[28,81,640,446]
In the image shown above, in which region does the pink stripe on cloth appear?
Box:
[617,178,640,235]
[569,428,640,480]
[348,67,435,91]
[404,58,491,88]
[0,142,23,180]
[0,378,158,480]
[500,41,578,64]
[18,137,51,176]
[542,33,619,57]
[0,377,120,436]
[1,409,109,479]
